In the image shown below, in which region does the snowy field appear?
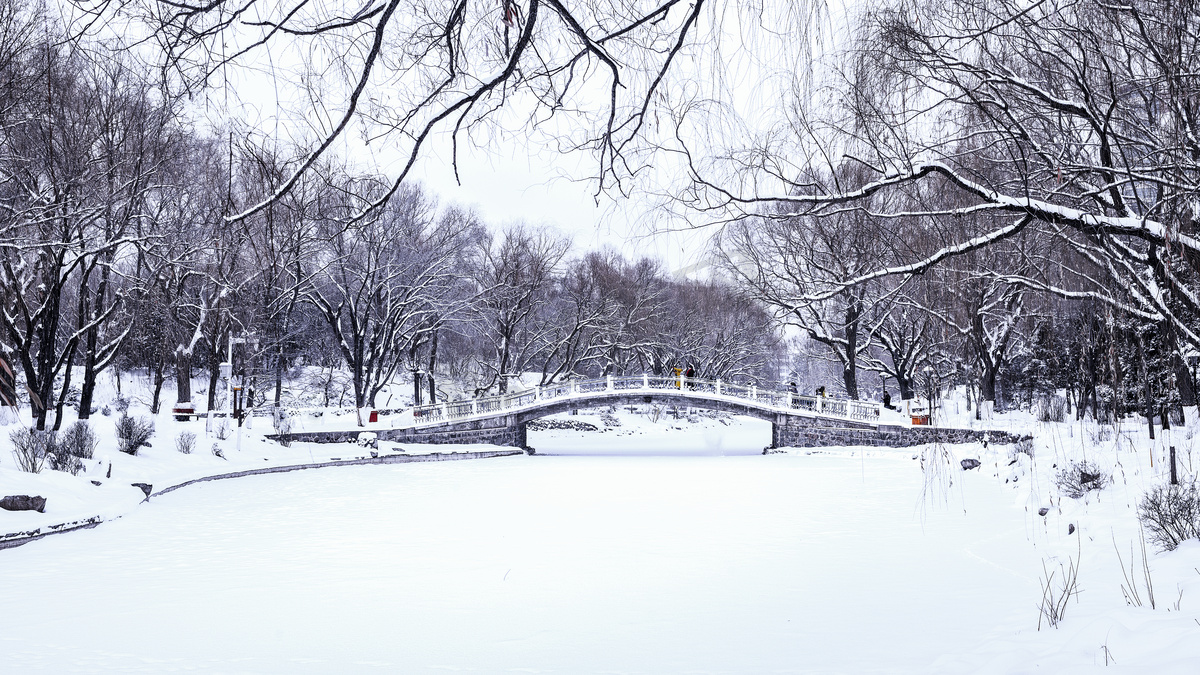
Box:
[4,398,1200,672]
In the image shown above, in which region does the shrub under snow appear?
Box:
[175,431,197,455]
[8,427,52,473]
[58,421,98,459]
[115,414,155,455]
[1054,459,1109,499]
[1139,481,1200,552]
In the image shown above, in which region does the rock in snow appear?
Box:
[961,458,982,470]
[0,495,46,513]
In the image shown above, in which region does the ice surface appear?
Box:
[0,451,1064,673]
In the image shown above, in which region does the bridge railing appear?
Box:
[408,376,883,427]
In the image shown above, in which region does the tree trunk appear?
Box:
[150,362,165,414]
[842,300,860,400]
[206,355,221,413]
[77,317,100,419]
[842,364,858,401]
[175,348,192,405]
[1137,334,1155,440]
[77,264,111,421]
[1173,351,1196,408]
[498,333,511,394]
[427,330,438,405]
[980,364,998,404]
[273,350,284,407]
[53,348,76,432]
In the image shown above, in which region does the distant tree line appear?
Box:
[0,6,780,430]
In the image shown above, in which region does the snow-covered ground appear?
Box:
[3,393,1200,672]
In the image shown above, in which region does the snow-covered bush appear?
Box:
[214,417,230,440]
[1054,460,1109,498]
[112,396,129,413]
[272,408,292,435]
[175,431,196,454]
[59,421,98,459]
[1138,481,1200,552]
[1088,424,1114,444]
[61,386,81,411]
[9,427,51,473]
[1036,395,1066,423]
[48,450,83,476]
[1010,437,1035,461]
[115,414,154,455]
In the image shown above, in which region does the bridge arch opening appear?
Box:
[524,403,773,456]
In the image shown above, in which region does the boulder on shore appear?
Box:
[0,495,46,513]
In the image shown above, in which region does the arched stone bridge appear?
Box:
[276,376,1021,451]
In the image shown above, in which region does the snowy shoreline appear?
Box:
[1,446,522,550]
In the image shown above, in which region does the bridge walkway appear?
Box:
[403,375,896,430]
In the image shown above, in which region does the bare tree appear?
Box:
[676,0,1200,416]
[715,180,895,399]
[0,30,175,428]
[306,181,478,414]
[471,224,569,393]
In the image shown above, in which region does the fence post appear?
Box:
[536,386,542,401]
[788,391,793,408]
[751,385,757,399]
[440,403,448,419]
[817,397,824,414]
[716,379,722,395]
[607,374,613,391]
[643,373,649,389]
[472,400,478,415]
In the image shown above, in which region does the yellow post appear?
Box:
[674,367,683,389]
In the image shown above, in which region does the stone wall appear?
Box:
[382,416,527,448]
[273,416,527,448]
[773,416,1027,449]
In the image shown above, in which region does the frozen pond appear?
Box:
[0,448,1042,673]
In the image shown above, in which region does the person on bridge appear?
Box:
[684,366,695,389]
[882,390,893,410]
